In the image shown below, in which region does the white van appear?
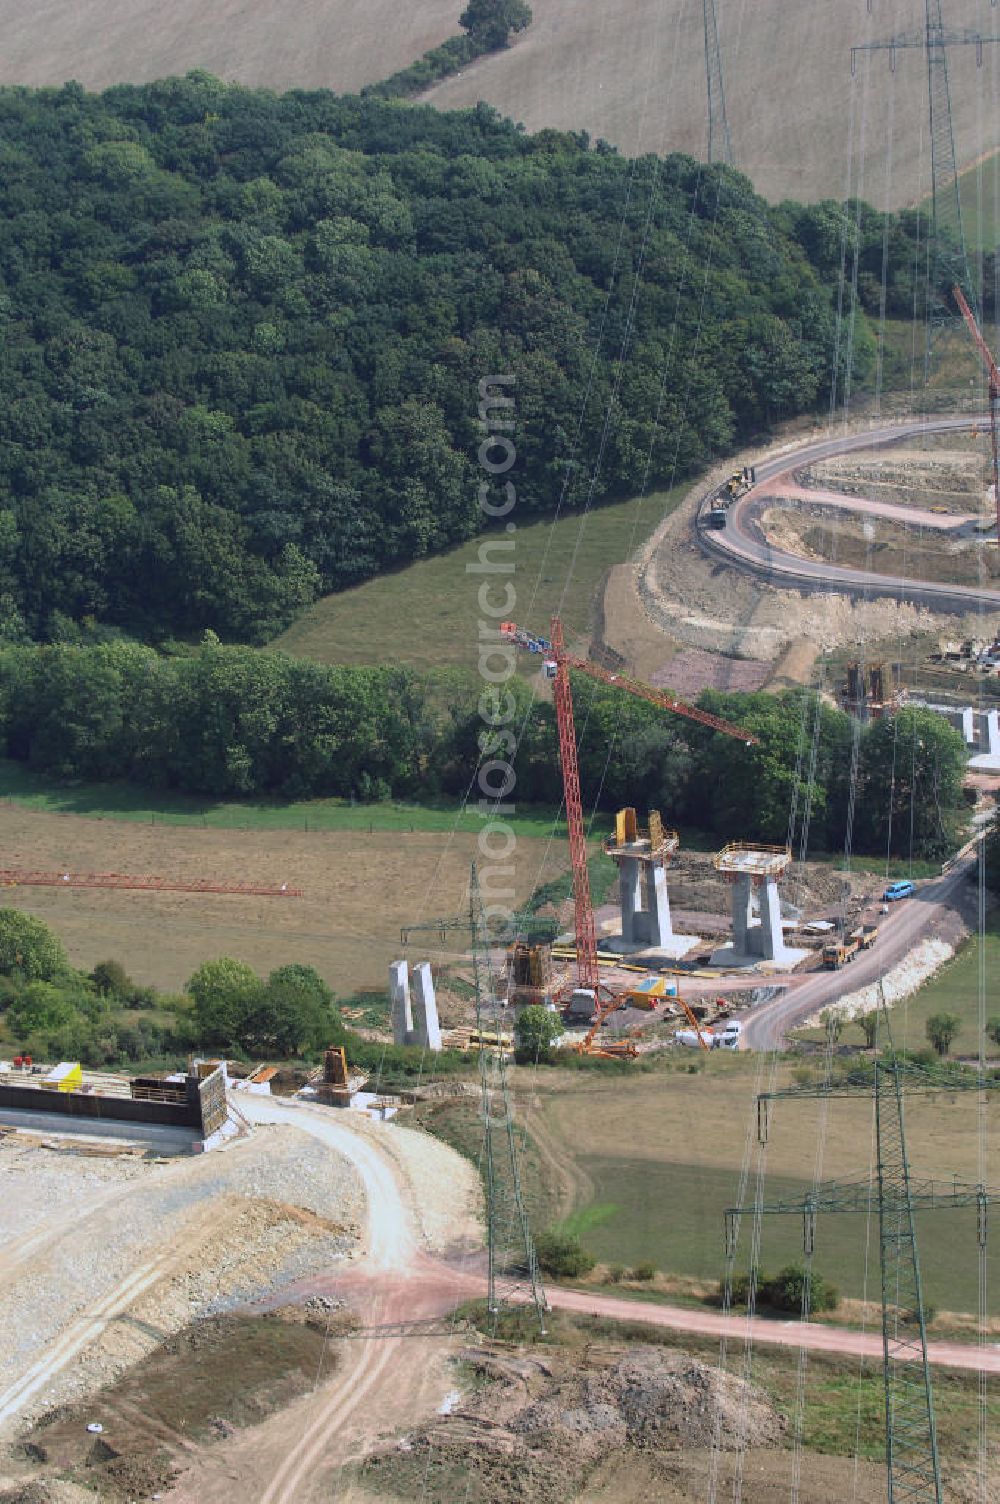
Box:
[713,1021,742,1050]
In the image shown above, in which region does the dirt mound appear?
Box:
[364,1343,784,1504]
[511,1347,784,1455]
[651,649,770,697]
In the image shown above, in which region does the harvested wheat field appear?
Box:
[0,806,566,992]
[425,0,1000,206]
[0,0,456,93]
[0,2,995,208]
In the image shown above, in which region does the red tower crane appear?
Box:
[953,285,1000,542]
[499,618,758,993]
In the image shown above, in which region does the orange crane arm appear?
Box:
[561,652,759,744]
[954,286,1000,389]
[953,286,1000,545]
[499,622,758,745]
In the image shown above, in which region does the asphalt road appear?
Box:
[741,855,977,1050]
[701,415,1000,613]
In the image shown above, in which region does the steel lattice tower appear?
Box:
[730,1001,1000,1503]
[703,0,734,167]
[851,5,1000,328]
[469,864,548,1334]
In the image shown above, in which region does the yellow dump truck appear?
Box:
[822,924,877,969]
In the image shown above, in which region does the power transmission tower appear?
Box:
[851,5,1000,321]
[728,1002,999,1502]
[703,0,734,167]
[469,864,548,1334]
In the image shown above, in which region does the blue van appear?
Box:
[883,880,915,902]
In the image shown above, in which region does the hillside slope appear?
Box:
[423,0,1000,207]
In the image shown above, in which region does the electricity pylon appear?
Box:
[703,0,734,167]
[851,3,1000,325]
[727,1002,999,1502]
[469,864,547,1334]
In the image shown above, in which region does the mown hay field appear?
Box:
[0,804,568,992]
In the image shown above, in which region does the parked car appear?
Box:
[882,880,915,902]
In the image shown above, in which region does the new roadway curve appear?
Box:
[700,414,1000,614]
[739,853,978,1051]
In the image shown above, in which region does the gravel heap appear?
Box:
[509,1347,785,1456]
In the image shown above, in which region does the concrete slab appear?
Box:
[708,944,810,971]
[600,933,700,961]
[0,1106,200,1154]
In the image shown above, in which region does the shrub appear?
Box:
[762,1263,839,1314]
[628,1260,657,1282]
[723,1265,838,1313]
[0,910,68,982]
[534,1229,596,1279]
[514,1005,562,1065]
[606,1263,626,1285]
[926,1012,960,1057]
[92,959,131,997]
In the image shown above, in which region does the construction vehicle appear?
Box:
[822,923,878,969]
[566,994,639,1060]
[498,618,757,1011]
[822,935,860,969]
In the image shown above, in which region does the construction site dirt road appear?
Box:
[159,1094,1000,1502]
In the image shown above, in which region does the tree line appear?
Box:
[0,639,968,859]
[0,72,952,646]
[363,0,533,101]
[0,906,471,1077]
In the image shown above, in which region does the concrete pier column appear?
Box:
[732,874,753,955]
[411,961,442,1052]
[989,709,1000,757]
[757,877,785,962]
[642,863,674,947]
[389,960,412,1047]
[619,857,640,945]
[962,707,976,745]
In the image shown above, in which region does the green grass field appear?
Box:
[0,757,574,840]
[271,490,681,672]
[918,150,1000,253]
[569,1156,998,1314]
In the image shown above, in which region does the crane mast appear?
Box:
[549,617,601,991]
[953,285,1000,543]
[500,617,757,991]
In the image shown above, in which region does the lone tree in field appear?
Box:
[514,1004,562,1064]
[926,1011,960,1057]
[987,1016,1000,1049]
[460,0,533,50]
[858,1011,879,1049]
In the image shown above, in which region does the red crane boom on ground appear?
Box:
[499,617,758,992]
[0,867,302,897]
[953,285,1000,542]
